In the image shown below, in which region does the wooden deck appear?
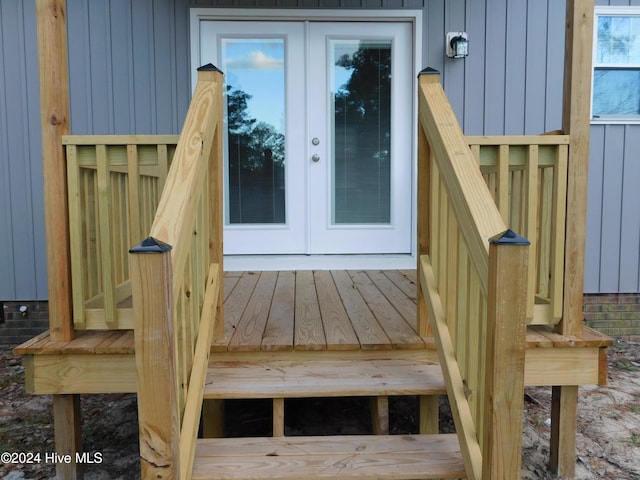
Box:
[216,270,426,353]
[15,269,611,395]
[15,269,611,358]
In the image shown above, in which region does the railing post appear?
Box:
[417,67,440,338]
[482,230,529,479]
[130,237,180,479]
[199,63,225,340]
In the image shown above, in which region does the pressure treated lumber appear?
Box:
[18,334,606,395]
[420,256,482,480]
[130,247,181,479]
[180,264,221,480]
[36,1,81,476]
[553,1,596,476]
[204,358,446,399]
[191,434,466,480]
[481,237,528,479]
[418,76,506,296]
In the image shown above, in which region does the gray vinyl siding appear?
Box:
[1,0,637,300]
[584,0,640,293]
[0,0,47,300]
[66,0,188,134]
[424,0,565,136]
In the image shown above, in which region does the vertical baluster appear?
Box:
[66,145,86,329]
[446,201,459,340]
[97,145,117,328]
[417,115,431,337]
[525,145,539,320]
[551,145,569,322]
[497,144,510,220]
[127,144,141,246]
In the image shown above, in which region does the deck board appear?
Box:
[349,271,424,349]
[294,271,327,351]
[219,270,423,352]
[228,271,277,352]
[314,270,360,351]
[261,271,296,351]
[331,270,394,350]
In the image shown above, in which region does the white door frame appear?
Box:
[190,8,422,270]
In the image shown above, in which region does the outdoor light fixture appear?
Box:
[446,32,469,59]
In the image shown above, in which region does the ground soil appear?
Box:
[1,340,639,479]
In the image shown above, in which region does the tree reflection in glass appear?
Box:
[222,39,286,224]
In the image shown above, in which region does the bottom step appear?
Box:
[192,434,466,479]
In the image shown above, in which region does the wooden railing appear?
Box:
[64,135,179,329]
[129,65,224,480]
[466,135,569,325]
[417,69,529,479]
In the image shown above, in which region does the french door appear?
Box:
[198,20,414,255]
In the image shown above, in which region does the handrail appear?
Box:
[417,69,529,479]
[417,74,506,296]
[129,65,224,480]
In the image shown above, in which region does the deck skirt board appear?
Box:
[192,434,466,480]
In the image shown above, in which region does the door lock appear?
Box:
[312,138,320,146]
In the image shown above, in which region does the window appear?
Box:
[592,7,640,122]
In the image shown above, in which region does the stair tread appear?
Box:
[204,358,446,399]
[192,434,466,480]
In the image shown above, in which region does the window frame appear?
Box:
[591,6,640,125]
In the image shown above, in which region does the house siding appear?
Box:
[0,0,47,300]
[1,0,638,301]
[585,0,640,294]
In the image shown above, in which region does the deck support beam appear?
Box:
[553,1,595,477]
[35,1,83,478]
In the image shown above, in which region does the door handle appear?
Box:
[311,154,320,163]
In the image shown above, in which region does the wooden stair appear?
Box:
[204,358,447,399]
[192,434,466,479]
[194,357,466,479]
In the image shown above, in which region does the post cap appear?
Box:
[197,63,223,73]
[418,67,440,77]
[489,229,530,246]
[129,237,173,254]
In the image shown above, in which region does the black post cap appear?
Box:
[129,237,173,254]
[197,63,223,73]
[489,229,530,246]
[418,67,440,77]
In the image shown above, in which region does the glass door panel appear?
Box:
[222,38,286,224]
[309,22,413,254]
[199,21,307,254]
[331,40,392,225]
